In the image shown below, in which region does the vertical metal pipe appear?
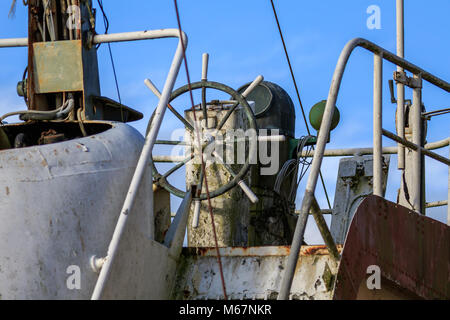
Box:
[373,53,383,196]
[201,53,209,81]
[148,158,155,239]
[396,0,405,170]
[448,144,450,226]
[411,74,422,213]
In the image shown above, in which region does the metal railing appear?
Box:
[278,37,450,300]
[90,29,188,300]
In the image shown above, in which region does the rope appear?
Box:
[269,0,332,210]
[173,0,228,300]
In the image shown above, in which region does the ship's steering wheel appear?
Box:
[147,76,262,204]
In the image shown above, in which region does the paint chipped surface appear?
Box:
[173,245,341,300]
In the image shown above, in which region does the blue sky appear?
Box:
[0,1,449,243]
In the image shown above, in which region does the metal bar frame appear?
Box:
[278,37,450,300]
[426,200,448,209]
[373,53,383,196]
[89,29,188,300]
[396,0,406,170]
[299,137,449,158]
[382,129,450,166]
[0,37,28,48]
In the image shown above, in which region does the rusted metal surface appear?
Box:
[333,195,450,300]
[33,40,84,94]
[173,245,342,300]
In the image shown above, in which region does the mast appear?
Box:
[23,1,141,122]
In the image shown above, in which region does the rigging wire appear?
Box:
[96,0,124,122]
[274,136,314,210]
[269,0,332,210]
[173,0,228,300]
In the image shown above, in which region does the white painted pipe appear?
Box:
[238,180,259,204]
[0,37,28,48]
[300,137,450,158]
[257,135,286,142]
[192,200,201,228]
[212,150,259,204]
[242,75,264,98]
[91,29,188,300]
[448,146,450,226]
[426,200,448,208]
[396,0,406,170]
[373,53,383,197]
[93,30,186,45]
[202,53,209,81]
[412,75,422,213]
[144,78,161,99]
[152,155,188,163]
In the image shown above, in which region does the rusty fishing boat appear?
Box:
[0,0,448,300]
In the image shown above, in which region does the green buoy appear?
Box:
[309,100,340,132]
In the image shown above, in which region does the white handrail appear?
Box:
[299,137,450,158]
[0,37,28,48]
[278,37,450,300]
[90,29,188,300]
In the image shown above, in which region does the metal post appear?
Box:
[448,146,450,226]
[373,53,383,196]
[396,0,406,170]
[412,74,422,213]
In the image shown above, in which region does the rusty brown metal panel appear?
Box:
[333,195,450,300]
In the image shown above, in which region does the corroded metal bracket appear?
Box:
[394,70,422,89]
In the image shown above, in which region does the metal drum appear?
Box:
[0,121,155,299]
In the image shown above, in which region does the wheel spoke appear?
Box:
[196,167,204,197]
[155,140,189,146]
[167,103,194,132]
[162,153,194,179]
[201,86,208,127]
[212,151,238,178]
[216,101,239,131]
